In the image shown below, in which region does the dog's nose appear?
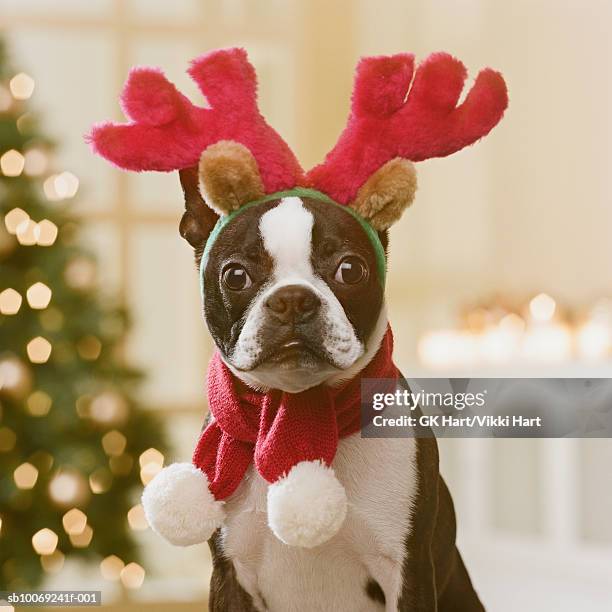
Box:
[265,285,321,323]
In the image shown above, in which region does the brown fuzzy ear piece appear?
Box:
[350,158,417,230]
[198,140,265,216]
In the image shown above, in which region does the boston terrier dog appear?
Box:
[89,47,507,612]
[175,146,485,612]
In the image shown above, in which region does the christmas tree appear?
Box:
[0,40,167,590]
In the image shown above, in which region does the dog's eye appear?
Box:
[222,264,253,291]
[334,256,367,285]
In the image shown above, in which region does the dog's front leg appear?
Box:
[396,436,440,612]
[207,532,260,612]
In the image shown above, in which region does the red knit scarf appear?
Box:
[192,328,398,500]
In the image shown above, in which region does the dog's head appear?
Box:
[179,141,417,392]
[90,49,507,393]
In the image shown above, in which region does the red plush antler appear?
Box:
[87,48,304,193]
[306,52,508,204]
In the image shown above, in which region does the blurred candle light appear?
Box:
[34,220,58,246]
[4,208,29,234]
[62,508,87,535]
[0,288,22,315]
[120,562,145,589]
[27,336,52,364]
[479,326,516,364]
[576,319,611,361]
[529,293,556,322]
[32,528,58,555]
[26,282,52,309]
[418,330,477,369]
[0,150,25,177]
[100,555,124,581]
[499,313,526,335]
[9,73,35,100]
[523,322,572,363]
[14,462,39,489]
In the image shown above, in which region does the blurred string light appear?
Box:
[4,207,29,233]
[0,356,31,397]
[3,208,59,247]
[62,508,87,535]
[64,257,96,289]
[31,528,58,556]
[27,391,52,417]
[16,218,37,245]
[9,72,35,100]
[139,448,164,485]
[120,562,145,589]
[109,453,133,476]
[14,462,39,489]
[127,504,148,531]
[100,555,124,581]
[0,84,12,110]
[89,391,128,425]
[48,468,89,507]
[40,550,64,574]
[43,171,79,201]
[89,467,112,494]
[69,524,93,548]
[0,288,22,315]
[26,282,52,309]
[24,148,48,176]
[34,219,58,246]
[101,430,127,456]
[77,335,102,361]
[0,427,17,452]
[26,336,52,364]
[0,149,25,177]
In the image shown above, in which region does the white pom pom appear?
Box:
[267,460,347,548]
[142,462,225,546]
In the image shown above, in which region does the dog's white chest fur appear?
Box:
[220,434,418,612]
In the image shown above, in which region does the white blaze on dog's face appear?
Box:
[201,196,387,393]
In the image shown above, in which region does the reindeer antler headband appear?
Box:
[88,46,507,241]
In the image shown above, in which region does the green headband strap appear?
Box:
[199,187,386,291]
